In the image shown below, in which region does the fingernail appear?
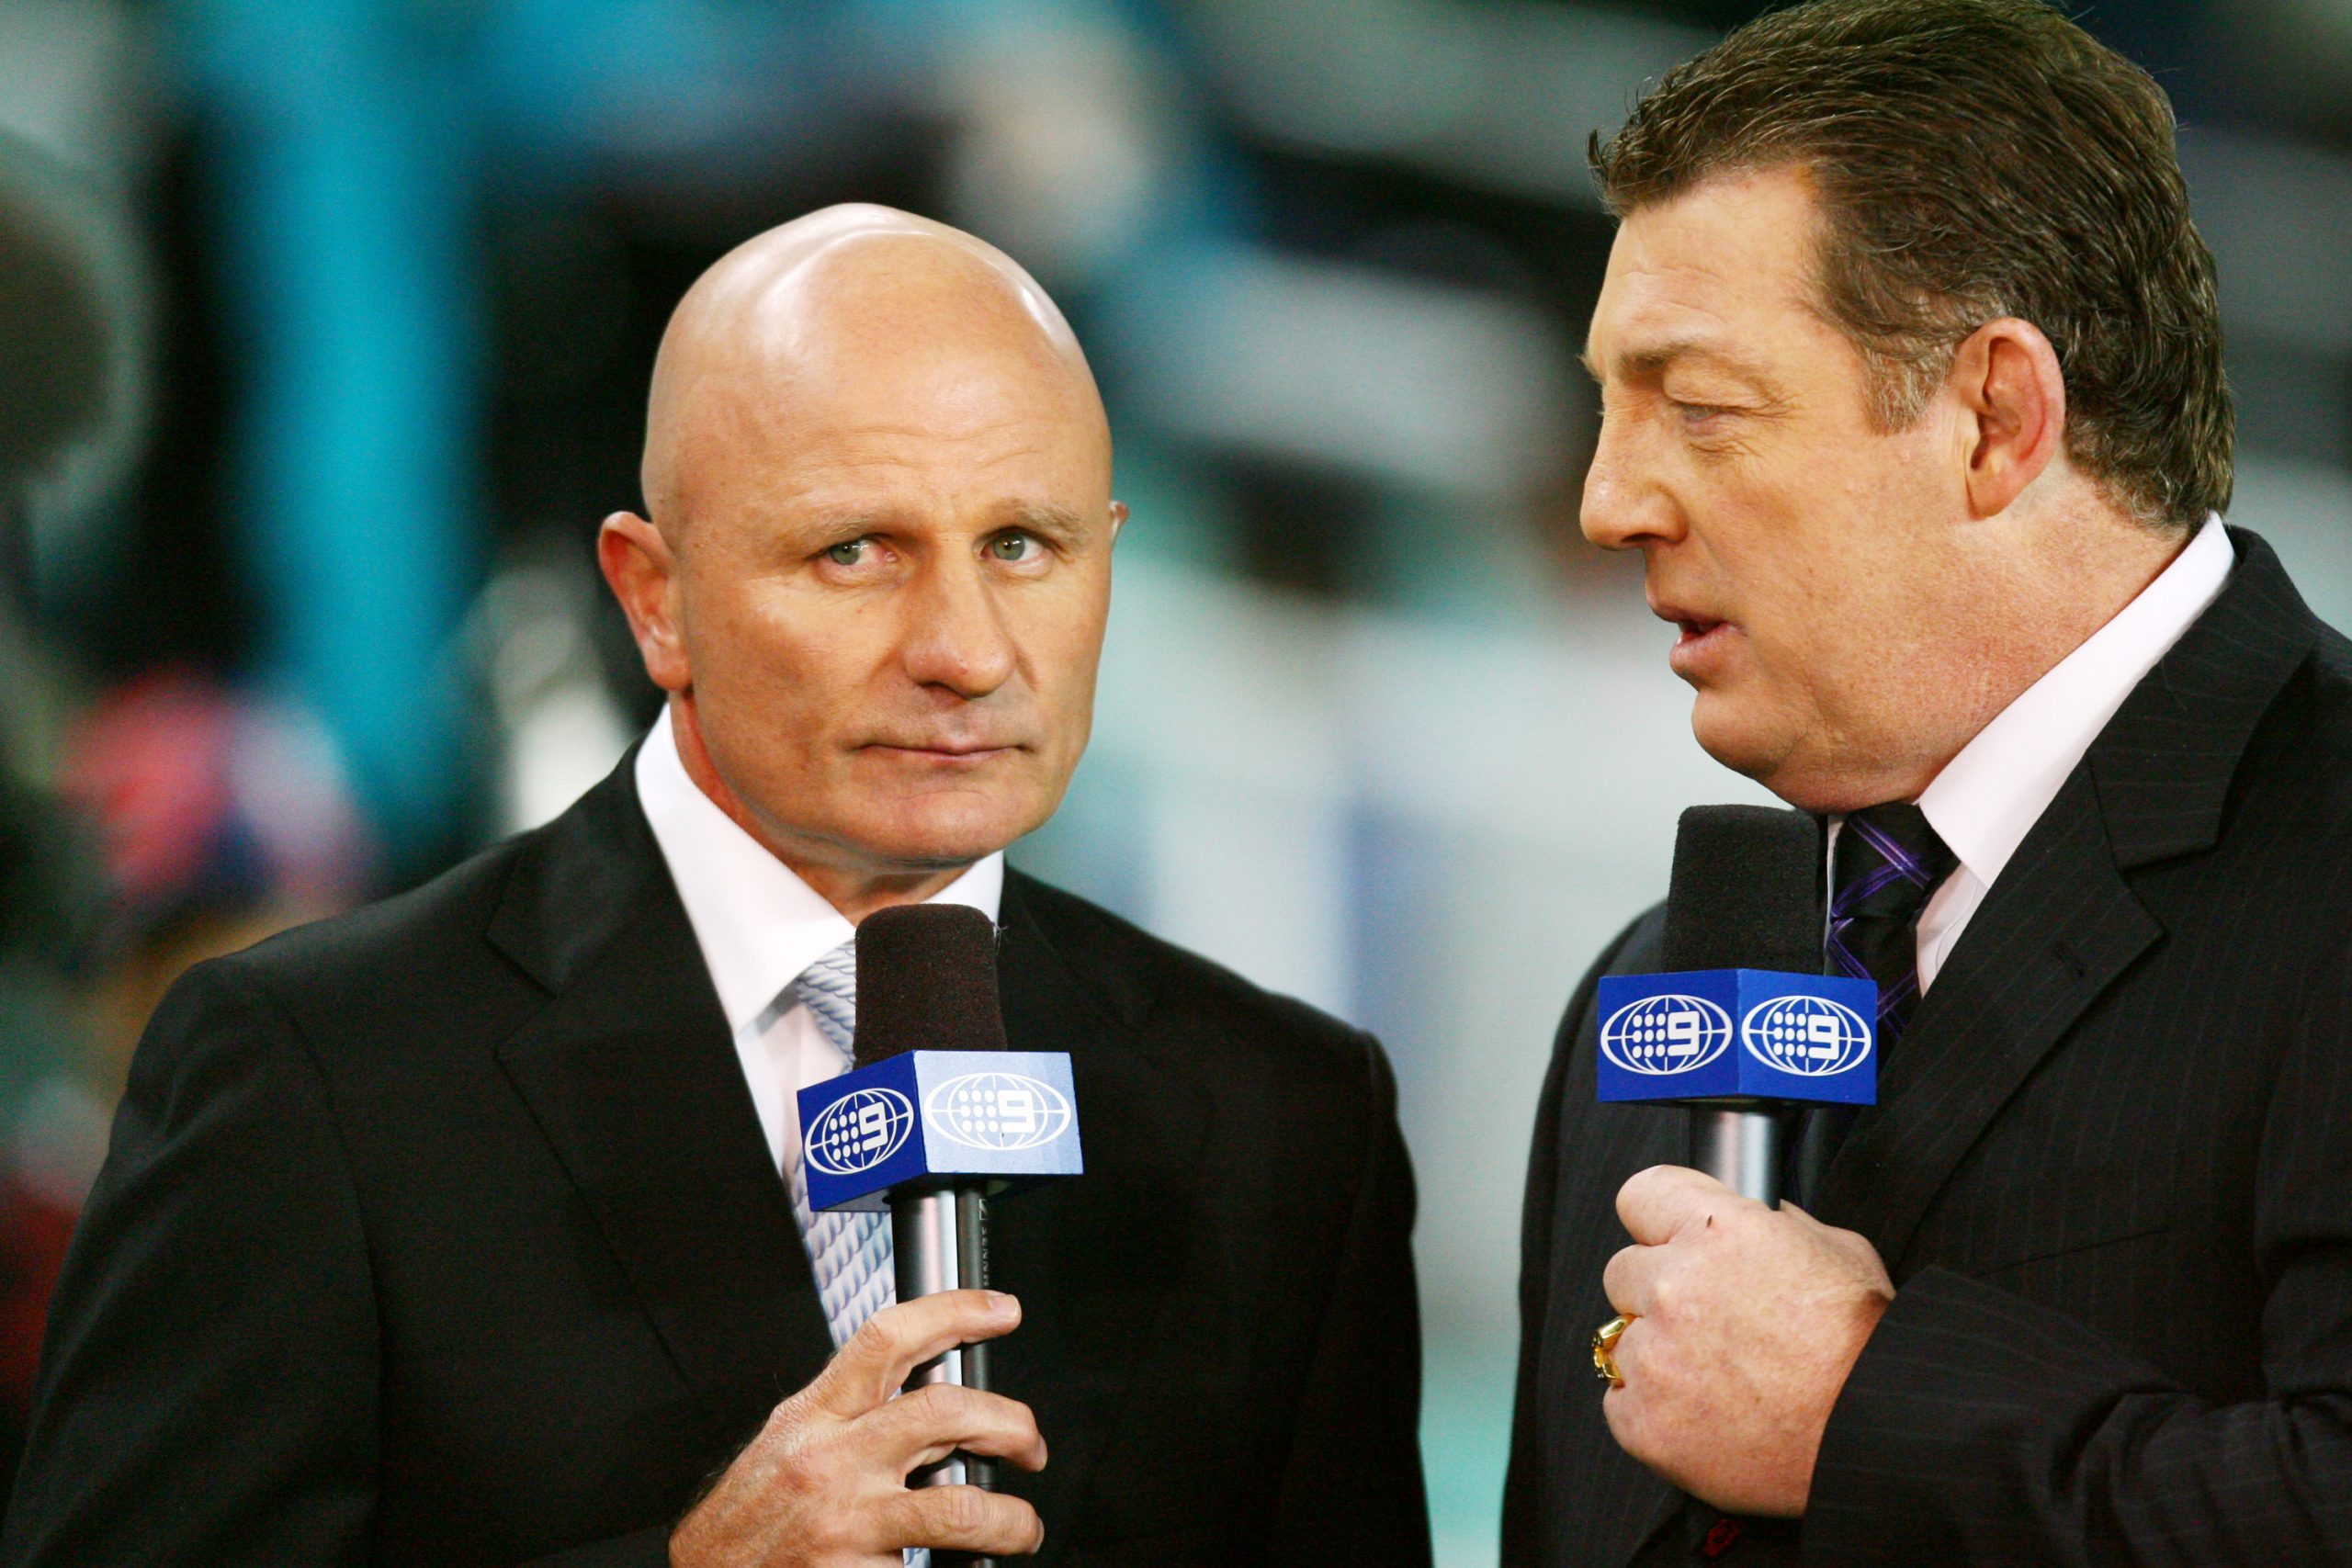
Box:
[985,1290,1018,1314]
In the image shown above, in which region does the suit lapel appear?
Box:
[986,874,1213,1547]
[1815,528,2318,1270]
[1813,769,2160,1269]
[488,759,835,1397]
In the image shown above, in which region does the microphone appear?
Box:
[1596,806,1874,1204]
[796,903,1083,1535]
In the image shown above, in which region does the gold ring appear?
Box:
[1592,1314,1634,1386]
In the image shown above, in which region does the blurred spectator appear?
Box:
[61,669,374,1059]
[0,670,372,1498]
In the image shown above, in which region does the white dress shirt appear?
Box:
[1837,515,2233,992]
[633,706,1004,1178]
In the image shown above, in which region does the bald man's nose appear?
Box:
[899,557,1020,698]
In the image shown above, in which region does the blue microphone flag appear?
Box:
[798,1049,1084,1213]
[1596,969,1877,1106]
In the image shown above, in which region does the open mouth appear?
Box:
[1674,617,1725,646]
[1665,616,1736,677]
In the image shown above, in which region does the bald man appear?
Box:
[3,209,1431,1568]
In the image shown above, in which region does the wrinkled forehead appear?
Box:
[664,357,1111,536]
[1583,168,1838,383]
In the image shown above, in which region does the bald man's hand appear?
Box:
[1600,1167,1893,1518]
[671,1291,1046,1566]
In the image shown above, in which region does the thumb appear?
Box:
[1616,1164,1736,1246]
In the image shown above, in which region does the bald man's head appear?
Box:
[598,206,1125,919]
[640,204,1108,534]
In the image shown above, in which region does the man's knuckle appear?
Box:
[937,1486,991,1534]
[915,1381,976,1423]
[849,1313,901,1360]
[768,1389,820,1436]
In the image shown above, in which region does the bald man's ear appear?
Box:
[597,512,692,694]
[1109,500,1128,539]
[1950,317,2066,520]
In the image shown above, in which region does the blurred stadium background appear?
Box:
[4,1,2350,1560]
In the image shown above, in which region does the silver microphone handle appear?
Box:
[894,1187,996,1568]
[1689,1104,1789,1205]
[893,1186,996,1483]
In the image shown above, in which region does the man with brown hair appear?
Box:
[1508,1,2352,1562]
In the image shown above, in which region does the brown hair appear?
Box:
[1591,0,2232,530]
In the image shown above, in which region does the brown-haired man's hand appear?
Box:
[1600,1166,1894,1518]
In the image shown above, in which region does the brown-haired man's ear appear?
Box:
[1951,317,2068,520]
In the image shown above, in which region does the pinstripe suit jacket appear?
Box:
[1503,528,2352,1565]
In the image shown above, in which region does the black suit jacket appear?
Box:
[4,757,1431,1566]
[1504,529,2352,1565]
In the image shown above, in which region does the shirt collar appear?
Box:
[633,705,1005,1033]
[1916,514,2233,889]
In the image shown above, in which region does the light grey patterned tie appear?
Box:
[791,945,932,1568]
[788,942,898,1348]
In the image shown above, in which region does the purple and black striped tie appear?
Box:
[1827,803,1957,1051]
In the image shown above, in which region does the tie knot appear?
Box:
[793,942,858,1063]
[1832,803,1956,922]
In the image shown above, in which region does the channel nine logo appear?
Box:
[1600,994,1734,1077]
[1742,995,1872,1077]
[805,1087,915,1177]
[924,1071,1074,1153]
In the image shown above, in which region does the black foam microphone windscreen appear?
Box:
[852,903,1008,1067]
[1660,805,1824,975]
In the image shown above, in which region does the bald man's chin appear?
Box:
[824,794,1055,871]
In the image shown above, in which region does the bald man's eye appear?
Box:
[824,538,870,567]
[988,532,1038,563]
